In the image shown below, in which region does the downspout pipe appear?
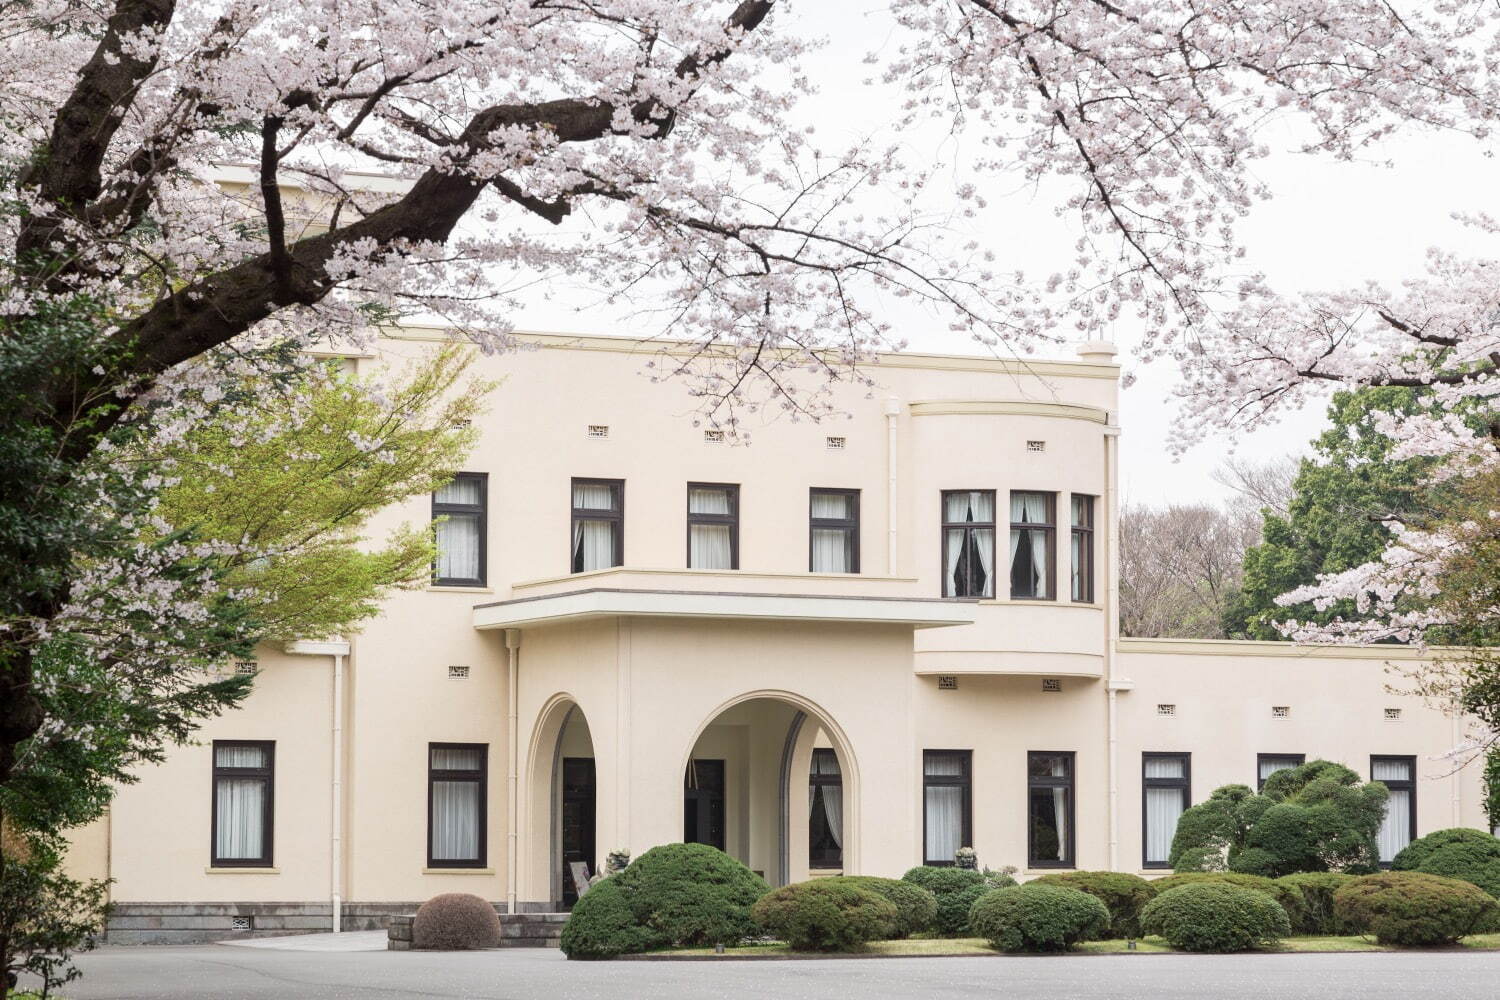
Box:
[506,629,521,916]
[885,398,901,575]
[282,639,351,933]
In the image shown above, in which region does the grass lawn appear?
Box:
[654,932,1500,959]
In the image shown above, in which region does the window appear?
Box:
[941,491,996,598]
[810,489,860,573]
[1256,753,1305,791]
[432,473,486,586]
[1142,753,1190,869]
[922,750,972,865]
[809,749,844,869]
[428,743,487,868]
[211,741,273,867]
[1070,495,1094,603]
[1028,751,1075,868]
[1010,491,1055,599]
[687,483,738,570]
[1372,755,1417,866]
[571,478,623,572]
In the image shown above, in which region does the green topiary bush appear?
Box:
[751,880,897,951]
[834,877,937,938]
[1030,871,1157,939]
[559,879,663,959]
[1140,883,1290,952]
[967,884,1109,952]
[933,883,990,937]
[1391,828,1500,898]
[1149,871,1306,930]
[901,865,985,896]
[411,892,501,950]
[1276,872,1355,934]
[1334,871,1500,946]
[613,843,769,947]
[901,866,990,936]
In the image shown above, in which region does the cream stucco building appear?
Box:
[65,331,1490,943]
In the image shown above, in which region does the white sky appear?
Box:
[501,4,1500,506]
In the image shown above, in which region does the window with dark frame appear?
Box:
[810,489,860,573]
[922,750,972,865]
[428,743,487,869]
[1010,491,1056,600]
[1070,494,1095,603]
[1142,752,1190,869]
[1371,755,1417,866]
[432,473,487,587]
[808,749,844,869]
[571,478,623,573]
[1256,753,1305,791]
[941,491,996,598]
[211,741,274,868]
[1028,751,1075,868]
[687,483,739,570]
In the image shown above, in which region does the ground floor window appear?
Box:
[1256,753,1305,791]
[808,748,843,869]
[684,758,726,851]
[1028,751,1075,868]
[1142,753,1190,868]
[428,743,487,868]
[1372,755,1416,865]
[922,750,971,865]
[212,741,274,867]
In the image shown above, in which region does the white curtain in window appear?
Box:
[946,491,992,523]
[1052,788,1068,858]
[811,528,851,572]
[432,747,482,770]
[572,520,616,571]
[1144,757,1185,779]
[945,528,965,595]
[924,786,963,862]
[215,778,265,859]
[689,488,731,515]
[1071,495,1089,527]
[973,527,995,596]
[573,483,615,510]
[689,524,732,569]
[436,512,480,580]
[811,494,849,519]
[216,745,267,768]
[1144,788,1185,864]
[1012,493,1047,524]
[430,781,480,861]
[436,478,482,505]
[1070,531,1084,600]
[1372,759,1414,863]
[1259,757,1298,782]
[822,784,843,849]
[1028,525,1048,591]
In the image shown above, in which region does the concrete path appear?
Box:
[216,930,388,952]
[52,945,1500,1000]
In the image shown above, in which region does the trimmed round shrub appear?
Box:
[614,843,769,946]
[1030,871,1157,939]
[901,866,996,936]
[752,880,897,951]
[934,883,990,937]
[560,879,663,959]
[967,884,1109,953]
[901,865,985,896]
[834,877,937,938]
[1140,883,1290,952]
[1334,871,1500,946]
[411,892,501,950]
[1149,871,1305,930]
[1276,872,1355,934]
[1392,828,1500,898]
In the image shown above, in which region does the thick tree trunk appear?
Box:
[0,652,42,786]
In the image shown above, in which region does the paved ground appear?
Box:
[218,930,388,952]
[49,944,1500,1000]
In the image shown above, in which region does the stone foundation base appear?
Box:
[108,900,563,945]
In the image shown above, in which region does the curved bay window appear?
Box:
[808,749,844,869]
[941,491,995,598]
[1010,492,1055,600]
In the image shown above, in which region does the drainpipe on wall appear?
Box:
[506,629,521,916]
[284,639,351,933]
[885,397,901,575]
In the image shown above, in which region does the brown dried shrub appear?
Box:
[412,893,501,950]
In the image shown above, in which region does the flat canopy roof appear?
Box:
[472,588,977,631]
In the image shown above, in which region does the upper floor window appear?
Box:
[1010,491,1055,600]
[1372,755,1416,865]
[1256,753,1305,791]
[212,741,274,868]
[432,473,486,586]
[571,478,623,572]
[810,489,860,573]
[942,491,995,598]
[1070,495,1094,603]
[687,483,738,570]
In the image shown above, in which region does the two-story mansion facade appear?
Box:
[65,330,1490,942]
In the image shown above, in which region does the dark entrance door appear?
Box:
[561,757,595,908]
[683,758,726,850]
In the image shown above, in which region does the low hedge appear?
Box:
[1140,883,1290,952]
[1030,871,1157,939]
[613,843,768,947]
[559,879,662,959]
[1150,871,1305,930]
[967,884,1109,953]
[1276,872,1355,934]
[834,877,937,938]
[411,892,501,950]
[752,880,897,951]
[1334,871,1500,946]
[901,866,985,897]
[1392,828,1500,898]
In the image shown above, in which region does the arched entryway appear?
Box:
[524,695,597,908]
[679,692,858,886]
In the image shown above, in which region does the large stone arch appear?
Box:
[522,692,598,907]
